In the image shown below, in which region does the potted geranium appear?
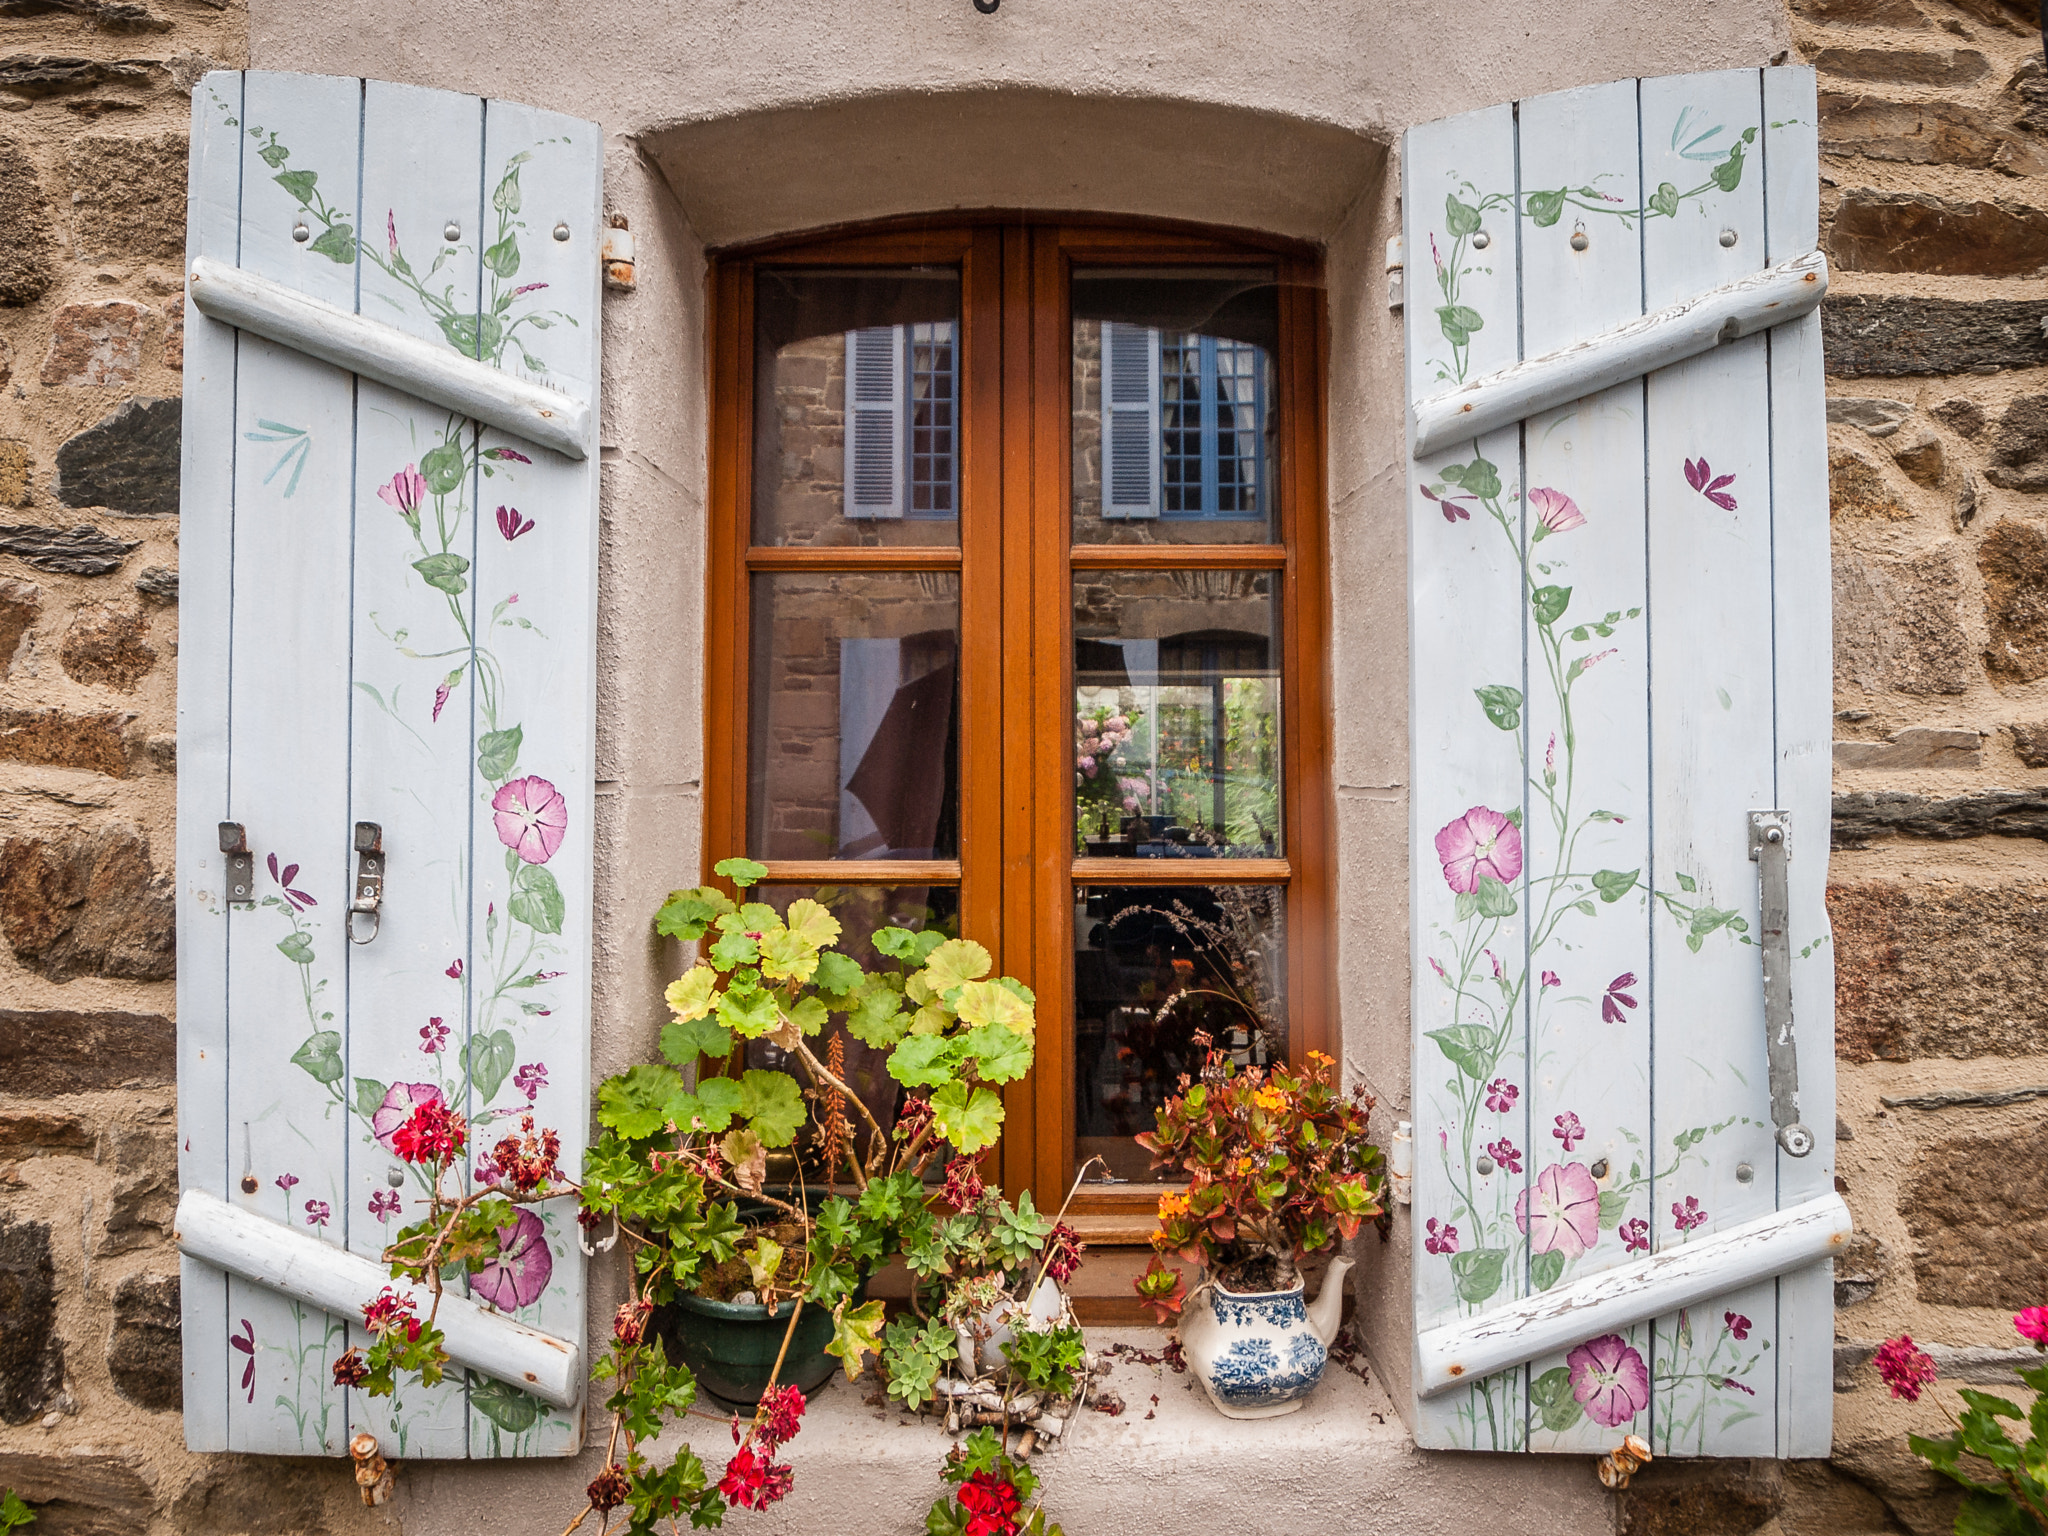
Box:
[1131,1037,1386,1419]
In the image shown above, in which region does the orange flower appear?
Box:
[1157,1191,1191,1220]
[1252,1085,1288,1114]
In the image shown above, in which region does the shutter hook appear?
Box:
[1749,810,1813,1157]
[349,822,385,945]
[220,822,256,907]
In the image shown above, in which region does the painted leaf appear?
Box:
[1525,187,1566,227]
[1444,194,1483,237]
[276,930,315,965]
[1598,1190,1631,1230]
[1592,868,1641,903]
[1427,1024,1498,1081]
[420,439,467,495]
[469,1373,541,1433]
[826,1298,887,1381]
[477,725,522,782]
[1450,1247,1508,1305]
[290,1030,343,1084]
[273,168,318,204]
[1650,181,1681,218]
[471,1208,553,1311]
[738,1069,807,1148]
[438,311,505,361]
[1531,1249,1566,1292]
[1472,874,1517,919]
[483,234,520,279]
[1531,584,1572,627]
[1474,684,1523,732]
[931,1081,1004,1154]
[509,863,565,935]
[466,1029,516,1104]
[308,222,356,264]
[412,552,471,596]
[1442,455,1502,500]
[1711,141,1746,193]
[354,1077,388,1118]
[1530,1366,1586,1432]
[1436,304,1485,347]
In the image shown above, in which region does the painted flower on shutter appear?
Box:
[1566,1334,1649,1427]
[275,1172,298,1193]
[1552,1112,1586,1151]
[418,1016,448,1054]
[1529,487,1586,539]
[471,1207,554,1311]
[1724,1311,1751,1340]
[1602,973,1640,1024]
[368,1189,402,1224]
[1424,1218,1459,1255]
[230,1318,257,1402]
[304,1198,331,1228]
[496,505,535,541]
[377,464,426,524]
[514,1061,549,1101]
[1683,457,1738,510]
[266,854,317,910]
[1671,1195,1708,1233]
[1485,1079,1519,1114]
[493,775,568,865]
[1516,1162,1601,1259]
[371,1081,444,1152]
[1486,1137,1523,1174]
[1434,805,1523,894]
[1619,1217,1650,1254]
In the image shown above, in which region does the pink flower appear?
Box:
[372,1082,445,1153]
[1671,1195,1707,1233]
[493,775,569,865]
[510,282,549,298]
[1429,957,1449,981]
[1434,806,1523,895]
[1485,1079,1519,1114]
[419,1016,449,1054]
[1874,1336,1938,1402]
[1421,483,1473,523]
[1684,457,1738,511]
[1542,970,1561,988]
[2016,1307,2048,1345]
[446,958,464,980]
[496,505,535,541]
[1714,1375,1756,1396]
[1573,648,1618,677]
[1486,949,1504,981]
[1567,1334,1650,1427]
[471,1208,554,1311]
[386,210,399,257]
[514,1062,549,1102]
[1552,1112,1585,1151]
[1619,1217,1650,1254]
[1424,1218,1459,1256]
[483,446,532,464]
[432,681,452,722]
[230,1318,256,1401]
[275,1173,299,1193]
[304,1198,331,1228]
[1725,1311,1752,1341]
[378,464,426,519]
[1602,973,1639,1025]
[369,1189,402,1224]
[1529,486,1586,538]
[1486,1137,1523,1174]
[1516,1162,1601,1259]
[267,853,316,911]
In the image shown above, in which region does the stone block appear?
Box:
[0,524,137,576]
[167,1454,334,1536]
[1931,398,1985,438]
[0,1215,60,1425]
[162,306,181,370]
[58,604,154,691]
[0,440,28,506]
[97,1119,172,1255]
[1834,1231,1888,1308]
[1778,1459,1913,1536]
[0,0,171,30]
[2010,721,2048,766]
[1814,47,1989,86]
[105,1270,178,1410]
[1819,93,2044,174]
[133,565,174,604]
[1833,788,2048,845]
[0,137,55,307]
[0,825,174,981]
[67,132,186,261]
[1793,0,1927,21]
[0,708,135,777]
[0,579,37,676]
[40,302,150,389]
[0,1113,91,1154]
[1947,0,2040,31]
[1985,391,2048,492]
[1823,294,2048,377]
[1980,519,2048,681]
[1618,1458,1783,1536]
[54,399,179,517]
[1828,191,2048,279]
[1832,727,1981,769]
[2011,57,2048,134]
[1833,546,1974,696]
[0,1450,155,1536]
[0,55,160,100]
[0,1008,174,1094]
[1902,1120,2048,1308]
[1829,878,2048,1059]
[1829,397,1913,437]
[1889,428,1944,487]
[1830,445,1913,520]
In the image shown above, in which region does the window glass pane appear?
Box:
[752,267,961,547]
[1072,268,1278,545]
[743,884,960,1179]
[1072,570,1281,856]
[1075,882,1286,1183]
[748,571,961,859]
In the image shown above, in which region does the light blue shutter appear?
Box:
[1100,321,1160,518]
[846,324,905,517]
[1404,67,1842,1458]
[176,71,598,1458]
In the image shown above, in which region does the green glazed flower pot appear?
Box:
[655,1281,862,1408]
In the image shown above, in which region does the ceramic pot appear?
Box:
[1176,1256,1352,1420]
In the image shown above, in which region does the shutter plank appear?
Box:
[176,69,247,1456]
[1513,78,1655,1455]
[1762,64,1837,1461]
[1404,100,1526,1453]
[221,69,363,1456]
[465,94,603,1458]
[1640,67,1779,1458]
[341,79,491,1459]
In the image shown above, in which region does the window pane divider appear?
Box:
[1069,856,1289,884]
[1068,543,1285,570]
[756,860,961,884]
[745,546,963,571]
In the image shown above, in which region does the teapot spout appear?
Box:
[1307,1256,1353,1347]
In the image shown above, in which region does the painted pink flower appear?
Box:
[372,1082,445,1153]
[1421,483,1473,523]
[1684,457,1738,511]
[1552,1112,1585,1151]
[514,1062,549,1102]
[1874,1336,1937,1402]
[496,505,535,541]
[1672,1195,1708,1234]
[446,958,464,980]
[230,1318,256,1402]
[1486,1137,1523,1174]
[1434,805,1523,895]
[1424,1217,1459,1256]
[419,1016,449,1054]
[1487,949,1504,981]
[483,446,532,464]
[304,1198,331,1228]
[1725,1311,1752,1341]
[1542,970,1561,988]
[1602,973,1640,1025]
[1529,486,1586,538]
[378,464,426,519]
[1429,957,1449,981]
[275,1173,298,1193]
[1715,1375,1757,1396]
[433,681,452,722]
[369,1189,402,1224]
[493,775,568,864]
[1619,1217,1650,1254]
[1567,1334,1650,1427]
[510,282,549,298]
[267,853,316,911]
[2016,1307,2048,1345]
[386,210,399,257]
[472,1207,554,1311]
[1572,648,1618,677]
[1517,1161,1602,1259]
[1485,1079,1519,1114]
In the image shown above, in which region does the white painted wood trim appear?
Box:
[1410,249,1828,456]
[185,254,591,460]
[1414,1193,1852,1398]
[175,1189,582,1409]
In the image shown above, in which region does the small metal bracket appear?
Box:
[219,822,255,907]
[349,822,385,945]
[1748,810,1813,1157]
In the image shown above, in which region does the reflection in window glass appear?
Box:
[753,267,961,547]
[1072,571,1280,856]
[1071,267,1278,545]
[748,572,960,861]
[1074,883,1286,1183]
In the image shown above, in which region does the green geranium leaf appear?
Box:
[963,1023,1033,1084]
[709,930,759,970]
[717,982,781,1039]
[826,1298,887,1382]
[291,1030,343,1085]
[739,1069,807,1148]
[664,965,719,1022]
[714,856,767,889]
[598,1063,683,1140]
[788,995,829,1037]
[921,938,992,996]
[814,950,864,998]
[951,978,1032,1032]
[846,987,909,1048]
[655,886,732,941]
[660,1012,733,1068]
[930,1081,1004,1154]
[888,1034,963,1089]
[758,926,819,985]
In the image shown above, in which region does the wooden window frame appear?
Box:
[705,215,1332,1231]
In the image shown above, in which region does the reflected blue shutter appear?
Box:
[1100,320,1160,518]
[846,324,905,518]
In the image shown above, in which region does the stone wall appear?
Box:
[0,3,374,1530]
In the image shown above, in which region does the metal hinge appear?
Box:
[1749,809,1813,1157]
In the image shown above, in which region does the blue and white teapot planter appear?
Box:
[1177,1257,1352,1419]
